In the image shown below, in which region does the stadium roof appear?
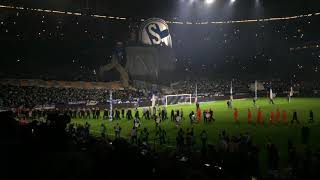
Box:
[5,0,320,21]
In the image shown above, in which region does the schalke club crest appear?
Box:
[139,18,172,48]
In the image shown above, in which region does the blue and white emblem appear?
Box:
[140,18,172,48]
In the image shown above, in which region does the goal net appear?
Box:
[164,94,192,106]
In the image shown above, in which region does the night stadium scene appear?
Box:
[1,0,320,179]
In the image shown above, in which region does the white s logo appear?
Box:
[147,24,161,45]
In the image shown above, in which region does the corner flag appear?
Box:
[230,81,233,101]
[151,94,156,108]
[254,80,258,100]
[195,84,198,104]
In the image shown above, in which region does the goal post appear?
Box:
[164,94,192,107]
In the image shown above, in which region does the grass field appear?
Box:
[72,97,320,173]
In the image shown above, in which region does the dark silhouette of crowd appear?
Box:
[2,107,320,179]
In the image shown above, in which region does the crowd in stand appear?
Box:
[1,7,320,83]
[0,85,145,108]
[2,78,320,110]
[170,79,317,96]
[172,79,249,95]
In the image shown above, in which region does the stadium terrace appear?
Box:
[1,0,320,179]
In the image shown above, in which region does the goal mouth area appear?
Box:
[164,94,192,107]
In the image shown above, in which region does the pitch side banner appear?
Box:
[86,101,99,106]
[33,105,56,110]
[68,101,86,105]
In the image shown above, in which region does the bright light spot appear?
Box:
[17,59,20,62]
[205,0,215,4]
[230,0,236,4]
[255,0,260,7]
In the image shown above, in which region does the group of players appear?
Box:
[66,105,217,129]
[27,96,313,129]
[67,107,136,120]
[231,101,315,125]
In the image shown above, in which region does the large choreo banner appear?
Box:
[125,46,176,81]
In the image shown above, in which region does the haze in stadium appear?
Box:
[1,0,320,179]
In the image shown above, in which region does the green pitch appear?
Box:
[72,97,320,172]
